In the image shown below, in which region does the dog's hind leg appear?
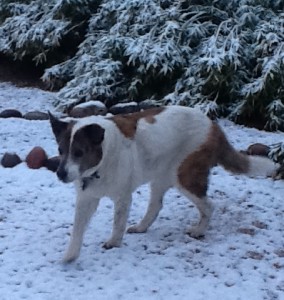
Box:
[180,191,213,238]
[103,193,132,249]
[177,153,213,238]
[63,194,100,263]
[127,181,170,234]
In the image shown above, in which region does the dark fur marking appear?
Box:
[71,124,105,175]
[178,123,250,198]
[81,171,100,190]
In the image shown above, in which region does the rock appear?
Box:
[237,227,255,236]
[275,249,284,258]
[138,100,160,110]
[26,147,48,169]
[246,143,270,156]
[69,101,107,118]
[24,111,49,120]
[252,220,268,229]
[0,109,22,118]
[44,156,60,172]
[108,102,139,115]
[246,251,264,260]
[1,152,22,168]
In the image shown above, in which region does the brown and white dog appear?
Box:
[49,106,278,262]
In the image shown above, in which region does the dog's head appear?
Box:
[49,113,105,183]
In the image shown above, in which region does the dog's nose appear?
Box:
[57,167,67,181]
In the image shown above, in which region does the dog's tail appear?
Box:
[215,125,278,177]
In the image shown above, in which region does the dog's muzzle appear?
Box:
[56,166,73,183]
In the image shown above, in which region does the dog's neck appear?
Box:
[81,170,100,191]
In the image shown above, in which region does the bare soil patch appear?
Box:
[0,54,47,89]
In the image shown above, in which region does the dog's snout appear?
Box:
[57,167,68,182]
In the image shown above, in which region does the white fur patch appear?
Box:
[65,159,80,182]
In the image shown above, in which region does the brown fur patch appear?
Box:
[216,124,250,174]
[109,107,165,138]
[178,123,249,198]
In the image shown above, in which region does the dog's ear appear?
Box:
[82,124,105,145]
[49,112,69,141]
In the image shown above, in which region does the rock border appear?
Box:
[1,148,60,172]
[1,103,283,179]
[0,100,162,120]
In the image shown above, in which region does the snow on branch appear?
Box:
[0,0,283,131]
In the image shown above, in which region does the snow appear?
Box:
[112,101,138,108]
[74,100,106,109]
[0,82,55,113]
[0,83,284,300]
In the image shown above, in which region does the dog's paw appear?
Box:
[62,249,80,263]
[187,227,205,239]
[102,239,121,250]
[127,224,147,234]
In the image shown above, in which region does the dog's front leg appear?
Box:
[103,193,132,249]
[63,193,100,263]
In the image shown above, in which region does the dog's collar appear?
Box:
[81,171,100,191]
[90,171,100,179]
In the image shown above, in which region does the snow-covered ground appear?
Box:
[0,82,283,300]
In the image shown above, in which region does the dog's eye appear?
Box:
[74,149,83,158]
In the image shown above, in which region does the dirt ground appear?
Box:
[0,54,46,89]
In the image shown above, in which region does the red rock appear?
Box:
[26,147,47,169]
[1,152,22,168]
[246,143,270,156]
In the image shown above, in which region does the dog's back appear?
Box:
[118,106,212,187]
[106,106,277,189]
[66,105,278,197]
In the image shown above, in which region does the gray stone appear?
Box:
[24,111,49,120]
[109,102,139,115]
[139,100,160,110]
[44,156,60,172]
[1,152,22,168]
[69,101,107,118]
[0,109,22,118]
